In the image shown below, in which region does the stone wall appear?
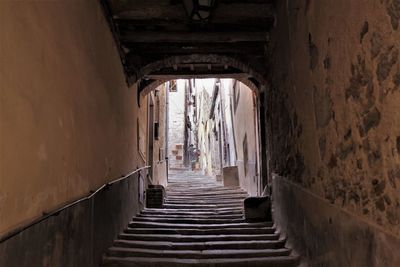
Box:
[266,0,400,261]
[167,80,186,169]
[195,79,220,176]
[273,174,400,267]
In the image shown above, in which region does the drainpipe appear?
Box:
[183,80,190,168]
[165,82,169,182]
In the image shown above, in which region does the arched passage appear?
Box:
[2,1,399,266]
[135,54,267,95]
[133,53,271,192]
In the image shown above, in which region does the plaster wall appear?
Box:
[167,80,186,169]
[195,79,221,176]
[266,0,400,255]
[151,85,168,187]
[225,80,259,196]
[138,93,149,166]
[0,0,141,236]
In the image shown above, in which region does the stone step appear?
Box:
[165,196,245,201]
[131,216,245,224]
[168,180,217,182]
[137,213,243,220]
[166,187,243,192]
[165,195,247,201]
[164,200,244,205]
[165,186,242,190]
[140,209,243,216]
[166,194,245,198]
[143,208,244,213]
[166,191,244,194]
[118,233,280,242]
[128,221,273,229]
[124,227,277,235]
[106,247,291,259]
[102,255,300,267]
[165,200,245,204]
[163,203,243,209]
[112,238,287,250]
[167,182,221,185]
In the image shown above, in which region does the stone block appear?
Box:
[244,196,272,222]
[146,185,165,208]
[222,166,239,186]
[176,144,183,149]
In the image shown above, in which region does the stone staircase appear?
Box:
[102,171,299,267]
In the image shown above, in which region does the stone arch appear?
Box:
[134,54,268,96]
[134,53,270,192]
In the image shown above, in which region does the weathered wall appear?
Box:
[195,79,222,176]
[0,169,148,267]
[150,85,168,187]
[137,93,148,166]
[266,0,400,263]
[167,80,186,169]
[194,78,260,193]
[224,80,259,196]
[273,174,400,267]
[0,0,141,238]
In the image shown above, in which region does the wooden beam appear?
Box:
[212,3,274,20]
[144,73,250,80]
[116,19,273,32]
[218,0,273,3]
[120,31,267,43]
[109,0,183,15]
[123,42,265,55]
[114,3,274,21]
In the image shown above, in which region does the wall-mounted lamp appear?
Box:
[183,0,216,21]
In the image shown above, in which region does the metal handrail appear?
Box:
[0,165,151,243]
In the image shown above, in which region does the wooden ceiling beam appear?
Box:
[120,31,267,43]
[144,73,251,80]
[218,0,273,3]
[122,42,265,55]
[114,3,273,21]
[116,18,274,32]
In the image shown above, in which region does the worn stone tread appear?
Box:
[124,227,277,235]
[142,208,244,213]
[141,209,243,215]
[112,238,287,250]
[106,247,292,259]
[136,213,243,219]
[118,233,280,242]
[131,216,245,224]
[102,255,300,267]
[128,221,273,229]
[163,203,243,209]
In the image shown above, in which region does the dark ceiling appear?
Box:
[104,0,275,91]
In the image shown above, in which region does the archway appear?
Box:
[133,54,270,194]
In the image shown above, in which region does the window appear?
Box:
[154,122,159,140]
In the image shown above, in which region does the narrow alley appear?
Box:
[1,1,400,267]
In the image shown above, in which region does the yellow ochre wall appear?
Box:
[0,0,141,236]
